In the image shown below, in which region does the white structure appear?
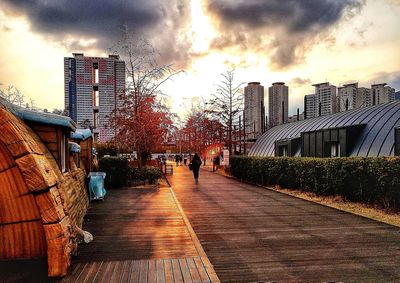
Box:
[244,82,265,140]
[64,53,125,142]
[268,82,288,128]
[305,82,336,119]
[356,87,373,108]
[338,83,357,112]
[372,83,395,105]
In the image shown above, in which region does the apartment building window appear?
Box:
[93,63,99,83]
[93,86,99,107]
[93,111,99,129]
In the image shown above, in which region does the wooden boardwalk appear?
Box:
[169,165,400,282]
[61,185,219,283]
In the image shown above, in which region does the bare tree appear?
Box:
[109,34,181,166]
[0,84,25,106]
[206,69,244,154]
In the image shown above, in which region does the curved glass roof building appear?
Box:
[249,101,400,158]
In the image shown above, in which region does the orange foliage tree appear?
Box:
[109,35,179,166]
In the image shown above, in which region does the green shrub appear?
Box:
[230,156,400,211]
[129,166,163,184]
[99,157,129,188]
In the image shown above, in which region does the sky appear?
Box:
[0,0,399,117]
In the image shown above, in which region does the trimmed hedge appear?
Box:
[230,156,400,211]
[129,167,163,184]
[99,157,129,188]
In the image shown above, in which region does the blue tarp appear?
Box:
[88,172,106,200]
[68,142,81,153]
[71,129,92,141]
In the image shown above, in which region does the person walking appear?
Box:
[175,154,179,166]
[190,153,202,184]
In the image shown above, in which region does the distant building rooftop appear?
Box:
[249,101,400,158]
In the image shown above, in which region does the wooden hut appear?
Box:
[0,98,90,277]
[71,129,93,173]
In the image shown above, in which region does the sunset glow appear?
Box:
[0,0,399,116]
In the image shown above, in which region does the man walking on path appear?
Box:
[190,153,202,184]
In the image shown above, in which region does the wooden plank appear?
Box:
[200,257,219,283]
[62,262,84,283]
[0,114,43,157]
[156,259,165,283]
[129,260,140,283]
[0,166,30,199]
[119,261,131,283]
[0,141,15,171]
[139,260,148,283]
[46,142,59,152]
[148,260,157,283]
[110,261,123,282]
[0,221,46,260]
[83,261,103,283]
[186,258,202,283]
[99,261,117,283]
[171,259,184,283]
[193,257,210,283]
[35,131,57,143]
[164,259,174,283]
[30,124,59,133]
[73,262,92,283]
[16,153,58,192]
[179,258,193,283]
[34,187,66,223]
[0,193,40,224]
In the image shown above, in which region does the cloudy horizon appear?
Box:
[0,0,399,116]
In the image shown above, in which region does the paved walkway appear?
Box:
[168,165,400,282]
[62,184,219,283]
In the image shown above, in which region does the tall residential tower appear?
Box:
[305,82,336,118]
[64,53,125,142]
[268,82,288,128]
[244,82,265,140]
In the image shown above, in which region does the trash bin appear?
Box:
[88,172,106,201]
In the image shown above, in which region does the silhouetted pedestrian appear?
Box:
[190,153,202,184]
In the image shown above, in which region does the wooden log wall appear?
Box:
[79,138,93,173]
[0,105,89,277]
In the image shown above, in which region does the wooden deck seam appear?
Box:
[168,186,220,283]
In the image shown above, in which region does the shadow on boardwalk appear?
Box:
[62,185,219,282]
[1,184,220,282]
[168,165,400,282]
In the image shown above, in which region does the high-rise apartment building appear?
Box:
[304,94,317,119]
[304,82,337,119]
[356,87,373,108]
[64,53,125,142]
[268,82,288,128]
[244,82,265,140]
[372,83,395,105]
[338,83,357,112]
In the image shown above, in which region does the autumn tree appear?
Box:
[109,35,179,167]
[179,103,225,153]
[206,69,244,154]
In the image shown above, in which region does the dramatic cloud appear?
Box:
[0,0,192,68]
[365,71,400,90]
[289,77,312,87]
[206,0,365,70]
